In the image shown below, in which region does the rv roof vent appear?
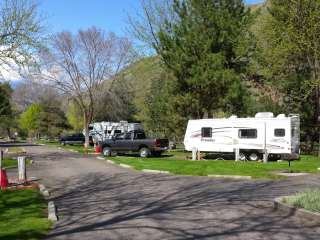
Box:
[277,114,286,118]
[255,112,274,118]
[229,115,237,119]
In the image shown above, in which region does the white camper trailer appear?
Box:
[184,113,300,161]
[88,121,143,143]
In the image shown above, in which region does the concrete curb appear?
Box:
[38,184,58,222]
[274,196,320,223]
[207,175,252,180]
[275,172,309,177]
[88,152,99,155]
[142,169,170,174]
[119,163,132,169]
[39,184,50,198]
[96,156,105,160]
[106,159,115,164]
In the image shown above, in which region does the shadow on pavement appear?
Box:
[45,172,320,240]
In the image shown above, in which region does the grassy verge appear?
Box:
[108,152,320,179]
[36,140,95,153]
[2,158,30,169]
[2,159,19,168]
[284,189,320,213]
[0,189,51,240]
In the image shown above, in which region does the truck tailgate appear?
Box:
[156,139,169,147]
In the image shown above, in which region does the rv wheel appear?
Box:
[248,152,259,161]
[239,152,247,161]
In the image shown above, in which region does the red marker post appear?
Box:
[0,150,8,190]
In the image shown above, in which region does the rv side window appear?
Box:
[238,129,257,139]
[201,128,212,138]
[274,128,285,137]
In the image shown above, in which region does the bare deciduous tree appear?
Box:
[0,0,44,78]
[37,27,134,147]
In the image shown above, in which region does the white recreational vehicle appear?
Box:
[88,121,143,143]
[184,112,300,161]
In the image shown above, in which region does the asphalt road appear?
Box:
[8,145,320,239]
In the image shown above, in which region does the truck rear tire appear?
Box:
[140,147,150,158]
[103,147,112,157]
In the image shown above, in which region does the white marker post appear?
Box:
[235,148,240,161]
[18,156,26,182]
[263,150,268,163]
[192,148,197,161]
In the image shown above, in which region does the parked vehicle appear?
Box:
[59,133,93,146]
[184,112,300,161]
[87,121,143,143]
[100,130,169,157]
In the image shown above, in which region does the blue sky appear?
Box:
[40,0,265,36]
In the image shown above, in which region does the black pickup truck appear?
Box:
[100,130,169,157]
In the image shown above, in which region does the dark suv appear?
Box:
[59,133,93,145]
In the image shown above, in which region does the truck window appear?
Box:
[135,132,146,139]
[125,132,132,140]
[274,128,285,137]
[115,133,125,140]
[201,127,212,138]
[239,129,257,139]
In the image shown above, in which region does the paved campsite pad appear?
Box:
[7,145,320,240]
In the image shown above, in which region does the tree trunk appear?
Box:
[6,128,11,140]
[314,59,320,157]
[83,114,90,148]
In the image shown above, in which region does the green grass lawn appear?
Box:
[36,140,95,153]
[284,189,320,213]
[2,159,18,168]
[0,189,51,240]
[108,151,320,179]
[1,158,30,169]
